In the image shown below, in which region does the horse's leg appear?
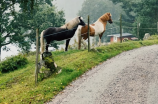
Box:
[46,40,50,52]
[40,30,45,60]
[78,34,82,50]
[65,39,70,51]
[98,32,104,46]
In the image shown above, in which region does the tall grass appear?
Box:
[0,40,158,104]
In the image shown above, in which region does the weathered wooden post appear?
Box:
[157,22,158,34]
[88,15,90,52]
[137,23,140,40]
[35,28,39,85]
[120,14,122,43]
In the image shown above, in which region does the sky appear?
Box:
[2,0,85,60]
[53,0,85,21]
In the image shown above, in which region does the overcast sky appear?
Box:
[53,0,85,21]
[52,0,90,46]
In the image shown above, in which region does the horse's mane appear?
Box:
[98,12,112,22]
[61,16,82,30]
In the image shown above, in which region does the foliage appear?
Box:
[0,55,28,73]
[147,35,158,40]
[12,4,65,50]
[111,0,158,39]
[78,0,123,43]
[133,0,158,39]
[0,1,65,61]
[0,40,158,103]
[111,0,140,34]
[0,0,52,13]
[0,0,52,54]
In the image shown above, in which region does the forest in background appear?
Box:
[79,0,158,43]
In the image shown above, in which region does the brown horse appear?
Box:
[75,12,113,49]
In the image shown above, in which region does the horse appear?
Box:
[75,12,113,49]
[40,16,86,54]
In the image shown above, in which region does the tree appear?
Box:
[110,0,141,35]
[111,0,158,39]
[78,0,122,43]
[0,0,65,61]
[27,4,65,49]
[0,0,52,13]
[133,0,158,39]
[15,4,65,49]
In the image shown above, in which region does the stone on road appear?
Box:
[48,45,158,104]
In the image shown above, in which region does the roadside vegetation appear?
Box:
[0,37,158,104]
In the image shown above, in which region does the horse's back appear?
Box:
[44,27,75,41]
[80,25,95,40]
[44,27,60,35]
[44,27,65,37]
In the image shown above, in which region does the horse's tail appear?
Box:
[75,25,82,50]
[40,30,45,54]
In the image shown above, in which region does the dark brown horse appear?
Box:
[40,16,85,54]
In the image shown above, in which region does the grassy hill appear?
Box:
[0,38,158,104]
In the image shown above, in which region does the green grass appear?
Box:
[0,40,158,104]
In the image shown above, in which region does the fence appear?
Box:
[105,15,158,42]
[1,15,158,87]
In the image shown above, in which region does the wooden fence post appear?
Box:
[120,14,122,43]
[157,22,158,34]
[137,23,140,39]
[35,28,39,86]
[88,15,90,52]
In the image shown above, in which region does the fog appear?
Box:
[53,0,85,21]
[53,0,92,47]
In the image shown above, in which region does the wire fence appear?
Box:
[1,19,158,87]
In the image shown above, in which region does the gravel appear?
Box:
[47,45,158,104]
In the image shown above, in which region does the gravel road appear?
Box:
[48,45,158,104]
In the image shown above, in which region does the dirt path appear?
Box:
[48,45,158,104]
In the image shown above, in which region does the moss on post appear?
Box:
[39,52,57,80]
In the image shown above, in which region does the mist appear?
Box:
[53,0,85,21]
[52,0,88,46]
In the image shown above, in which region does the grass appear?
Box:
[0,39,158,104]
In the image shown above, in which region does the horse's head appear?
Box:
[99,12,113,24]
[61,16,86,30]
[107,13,113,24]
[78,16,86,26]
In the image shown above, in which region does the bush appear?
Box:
[0,55,28,73]
[147,35,158,40]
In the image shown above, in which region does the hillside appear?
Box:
[0,38,158,103]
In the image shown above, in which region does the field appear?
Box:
[0,39,158,104]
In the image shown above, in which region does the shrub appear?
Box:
[147,35,158,40]
[0,55,28,73]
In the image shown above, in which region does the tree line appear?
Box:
[78,0,158,42]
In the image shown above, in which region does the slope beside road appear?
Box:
[48,45,158,104]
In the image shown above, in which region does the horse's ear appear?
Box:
[107,13,112,16]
